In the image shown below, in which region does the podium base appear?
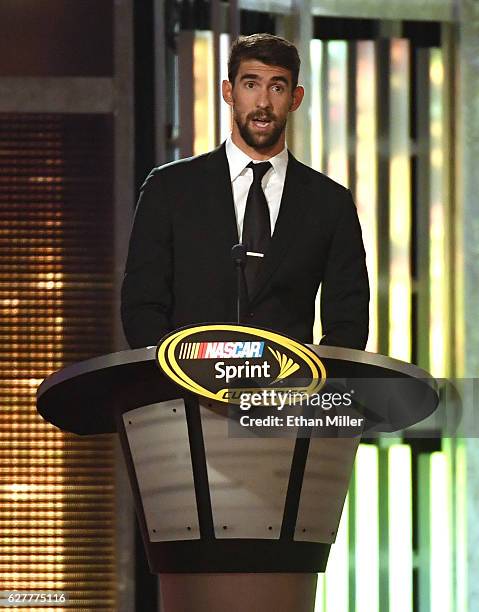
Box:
[159,573,318,612]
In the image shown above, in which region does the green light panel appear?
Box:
[325,493,350,611]
[355,444,379,612]
[455,442,467,612]
[430,451,453,612]
[388,444,413,612]
[314,494,350,612]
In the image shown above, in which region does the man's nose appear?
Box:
[256,87,272,108]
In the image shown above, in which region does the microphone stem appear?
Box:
[236,261,242,324]
[231,244,248,325]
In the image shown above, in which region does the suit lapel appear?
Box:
[204,143,239,248]
[249,152,312,303]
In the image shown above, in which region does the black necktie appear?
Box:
[242,161,272,291]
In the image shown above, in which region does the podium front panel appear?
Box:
[294,437,359,543]
[199,405,296,540]
[123,400,200,542]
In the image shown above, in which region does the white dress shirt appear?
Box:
[225,136,289,241]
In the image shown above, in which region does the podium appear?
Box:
[37,338,438,611]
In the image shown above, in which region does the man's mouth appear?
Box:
[251,117,273,129]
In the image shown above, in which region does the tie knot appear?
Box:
[247,161,272,183]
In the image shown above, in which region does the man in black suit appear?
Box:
[121,33,369,350]
[122,34,369,611]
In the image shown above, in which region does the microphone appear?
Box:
[231,243,247,266]
[231,244,249,324]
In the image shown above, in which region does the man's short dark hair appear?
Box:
[228,33,301,90]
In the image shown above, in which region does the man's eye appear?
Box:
[245,82,255,88]
[272,85,284,93]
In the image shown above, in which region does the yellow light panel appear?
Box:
[311,38,325,345]
[219,33,231,142]
[327,41,348,186]
[388,39,411,361]
[0,113,116,606]
[356,41,378,352]
[310,39,324,173]
[428,48,448,377]
[194,31,215,155]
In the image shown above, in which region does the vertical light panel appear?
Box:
[388,444,413,612]
[310,39,324,173]
[0,114,116,608]
[324,495,349,612]
[428,48,448,377]
[418,453,431,611]
[314,574,325,612]
[388,39,411,361]
[314,39,347,344]
[356,40,378,352]
[219,32,231,143]
[430,451,453,612]
[327,41,348,186]
[314,496,350,612]
[355,444,379,612]
[194,31,215,155]
[311,39,324,345]
[455,441,467,612]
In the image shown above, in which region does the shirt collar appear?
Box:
[225,136,288,183]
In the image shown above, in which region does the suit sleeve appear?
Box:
[319,189,369,350]
[121,170,174,348]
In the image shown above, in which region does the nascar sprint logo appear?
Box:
[178,341,264,359]
[156,324,326,405]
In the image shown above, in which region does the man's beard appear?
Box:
[234,109,287,150]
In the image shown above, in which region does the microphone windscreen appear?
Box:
[231,243,247,264]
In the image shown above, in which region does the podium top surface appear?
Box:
[36,345,439,435]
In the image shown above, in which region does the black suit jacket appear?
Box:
[121,143,369,349]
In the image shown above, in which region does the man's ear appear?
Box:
[289,85,305,112]
[222,79,234,106]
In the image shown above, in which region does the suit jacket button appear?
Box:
[249,312,254,317]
